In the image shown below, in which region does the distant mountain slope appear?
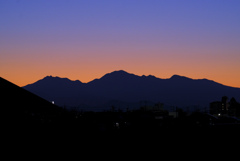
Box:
[23,70,240,110]
[23,76,83,102]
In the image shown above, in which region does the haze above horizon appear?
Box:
[1,0,240,88]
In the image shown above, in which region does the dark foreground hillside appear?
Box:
[0,77,77,130]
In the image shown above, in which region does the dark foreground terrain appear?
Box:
[1,76,240,155]
[4,106,240,156]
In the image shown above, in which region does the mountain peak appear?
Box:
[109,70,130,75]
[23,75,82,88]
[101,70,137,79]
[43,75,58,80]
[42,75,81,83]
[170,74,192,80]
[41,75,67,82]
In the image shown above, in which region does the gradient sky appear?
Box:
[1,0,240,87]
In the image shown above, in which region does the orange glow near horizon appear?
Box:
[1,48,240,88]
[2,67,240,88]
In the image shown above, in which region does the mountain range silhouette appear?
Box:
[23,70,240,111]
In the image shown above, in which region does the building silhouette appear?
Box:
[210,96,240,118]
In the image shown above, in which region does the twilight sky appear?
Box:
[1,0,240,87]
